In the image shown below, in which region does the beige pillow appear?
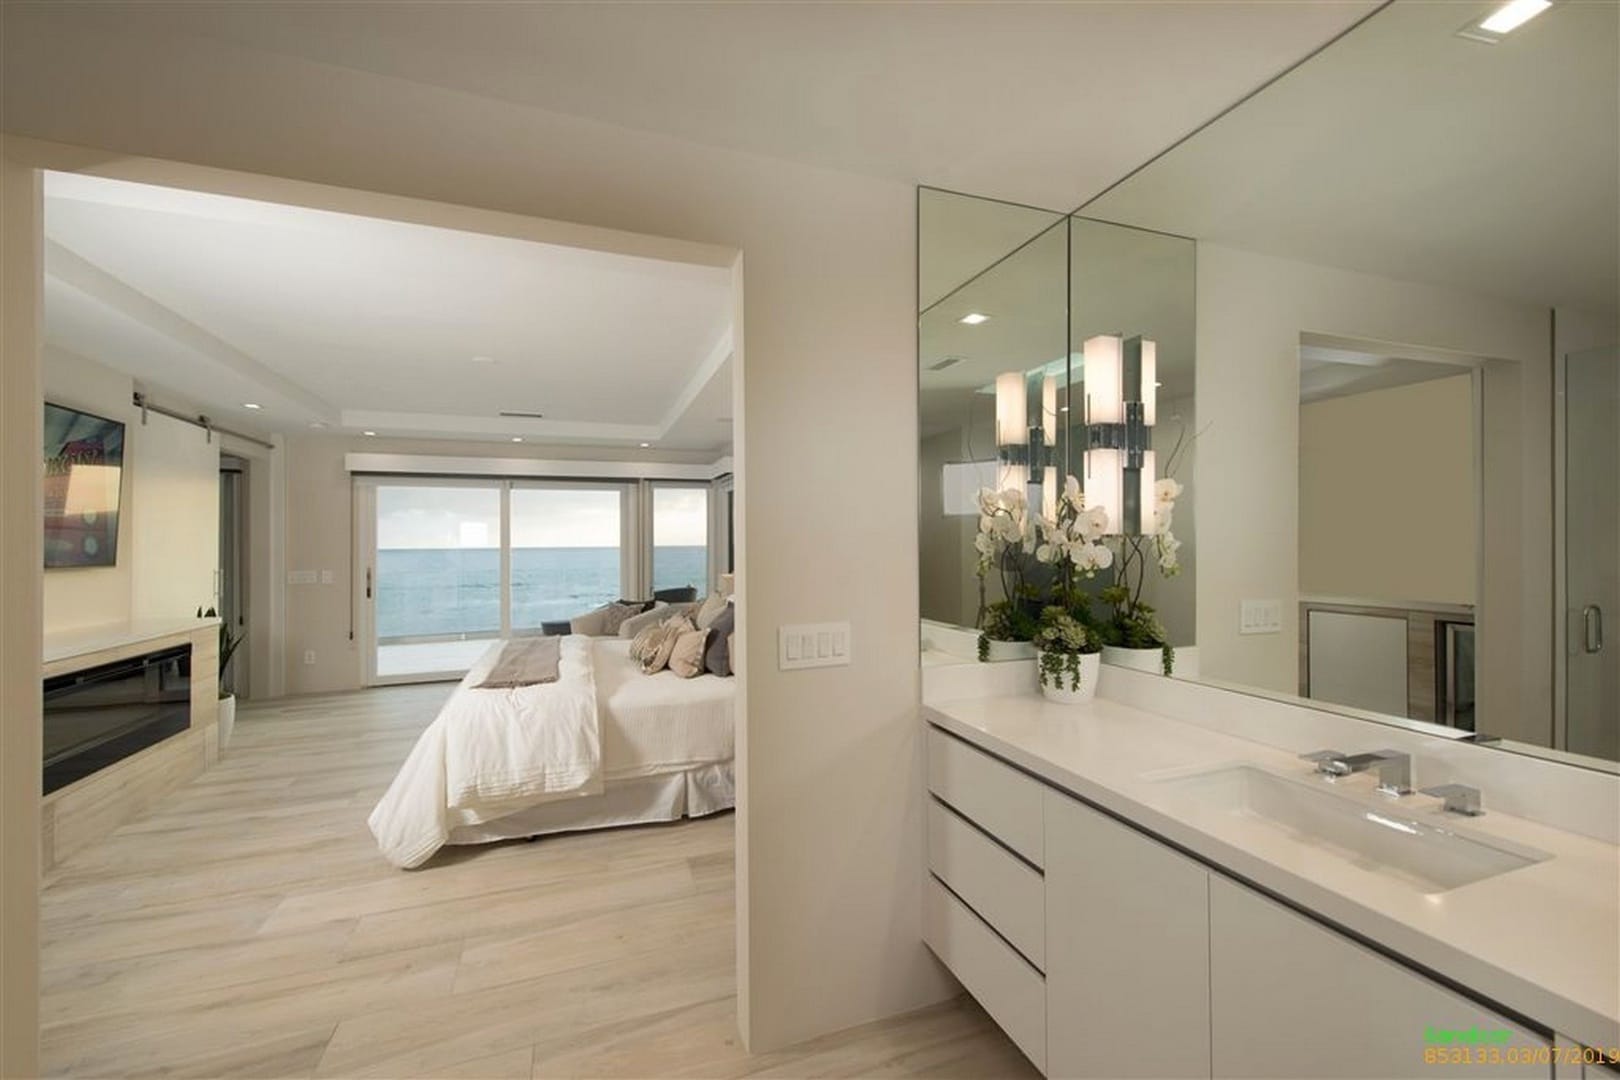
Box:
[640,615,694,674]
[618,602,671,639]
[667,628,710,678]
[693,592,728,630]
[628,620,664,664]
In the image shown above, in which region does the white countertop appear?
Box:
[926,692,1620,1052]
[43,616,219,667]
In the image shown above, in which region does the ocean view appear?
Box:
[377,545,707,639]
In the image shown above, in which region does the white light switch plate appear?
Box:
[779,622,851,670]
[1240,598,1282,635]
[287,570,317,586]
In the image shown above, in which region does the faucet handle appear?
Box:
[1421,784,1484,817]
[1299,749,1346,772]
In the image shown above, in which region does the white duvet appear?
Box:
[369,636,733,868]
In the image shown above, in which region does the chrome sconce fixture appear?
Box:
[994,371,1063,517]
[1083,334,1158,536]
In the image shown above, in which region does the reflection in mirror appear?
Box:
[1076,0,1618,766]
[919,189,1066,663]
[918,187,1197,673]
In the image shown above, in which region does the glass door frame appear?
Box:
[354,475,638,686]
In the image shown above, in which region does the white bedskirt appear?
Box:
[444,760,734,846]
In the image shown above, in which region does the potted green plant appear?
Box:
[198,606,244,749]
[1033,603,1102,703]
[974,486,1040,661]
[1099,476,1183,676]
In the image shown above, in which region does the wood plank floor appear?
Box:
[39,685,1038,1079]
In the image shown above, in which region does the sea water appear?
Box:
[376,545,707,639]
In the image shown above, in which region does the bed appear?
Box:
[369,635,734,868]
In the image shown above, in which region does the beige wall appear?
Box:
[1196,244,1551,745]
[41,346,135,630]
[0,153,43,1080]
[41,347,220,633]
[0,28,960,1046]
[1300,375,1475,605]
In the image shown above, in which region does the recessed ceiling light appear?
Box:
[959,313,990,325]
[471,355,497,364]
[1479,0,1551,33]
[363,430,377,437]
[639,442,652,448]
[309,420,327,429]
[511,436,523,443]
[242,402,261,410]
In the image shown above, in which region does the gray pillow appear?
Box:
[617,602,671,639]
[704,603,735,676]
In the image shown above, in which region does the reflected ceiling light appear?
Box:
[471,355,497,364]
[242,402,261,410]
[959,312,990,325]
[511,437,523,443]
[1479,0,1551,33]
[1459,0,1552,41]
[363,430,377,437]
[639,442,651,448]
[308,420,327,429]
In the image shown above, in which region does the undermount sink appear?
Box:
[1154,765,1549,892]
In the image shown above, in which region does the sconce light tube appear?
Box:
[995,371,1027,450]
[1084,335,1123,425]
[1086,447,1123,536]
[1140,339,1157,428]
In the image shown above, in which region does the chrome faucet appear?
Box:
[1421,783,1484,816]
[1300,749,1413,795]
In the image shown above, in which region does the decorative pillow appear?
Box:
[598,601,651,636]
[704,604,736,676]
[641,614,695,674]
[618,602,671,639]
[693,592,728,630]
[668,627,711,678]
[628,619,665,664]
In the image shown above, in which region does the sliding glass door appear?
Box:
[650,483,709,596]
[360,479,634,683]
[372,482,504,681]
[510,486,625,635]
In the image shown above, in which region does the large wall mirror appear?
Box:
[919,0,1618,770]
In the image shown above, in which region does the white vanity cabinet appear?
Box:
[1045,787,1212,1079]
[923,722,1572,1080]
[1209,878,1550,1080]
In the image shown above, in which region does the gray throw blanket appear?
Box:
[473,636,562,689]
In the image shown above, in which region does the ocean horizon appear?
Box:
[377,545,706,639]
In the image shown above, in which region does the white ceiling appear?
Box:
[42,174,735,448]
[1083,0,1620,315]
[1,1,1379,212]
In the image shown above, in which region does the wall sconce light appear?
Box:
[994,370,1030,494]
[1083,334,1157,535]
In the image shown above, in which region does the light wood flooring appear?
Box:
[39,684,1038,1079]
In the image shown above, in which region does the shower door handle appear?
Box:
[1583,605,1603,654]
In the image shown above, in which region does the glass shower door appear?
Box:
[1565,346,1619,761]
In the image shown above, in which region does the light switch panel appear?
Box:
[779,622,852,670]
[1240,598,1282,635]
[287,570,317,586]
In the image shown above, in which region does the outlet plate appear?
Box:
[779,622,851,670]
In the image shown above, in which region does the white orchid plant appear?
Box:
[1098,474,1185,674]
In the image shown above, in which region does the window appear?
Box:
[651,485,709,594]
[510,486,624,632]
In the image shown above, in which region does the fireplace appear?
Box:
[43,644,192,794]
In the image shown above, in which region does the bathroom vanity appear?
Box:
[922,687,1620,1079]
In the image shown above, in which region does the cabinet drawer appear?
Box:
[927,726,1044,867]
[924,875,1046,1073]
[927,798,1045,968]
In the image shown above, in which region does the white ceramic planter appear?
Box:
[982,638,1037,662]
[1037,650,1100,704]
[217,694,236,752]
[1102,644,1172,676]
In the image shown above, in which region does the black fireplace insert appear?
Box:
[43,644,192,795]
